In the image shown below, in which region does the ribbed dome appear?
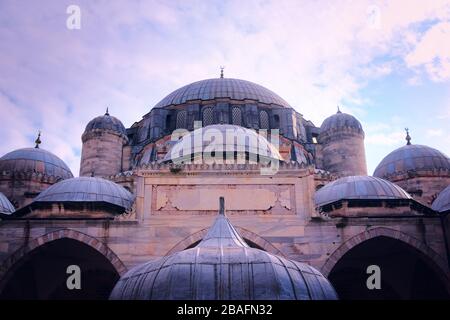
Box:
[320,111,363,133]
[33,177,134,210]
[315,175,411,207]
[432,185,450,213]
[0,148,73,179]
[155,78,291,108]
[110,199,338,300]
[84,112,127,136]
[163,124,282,163]
[373,144,450,178]
[0,192,14,215]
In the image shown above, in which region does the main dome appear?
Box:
[154,78,291,108]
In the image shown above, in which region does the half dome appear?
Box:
[110,198,337,300]
[163,124,282,163]
[315,175,411,207]
[0,148,73,180]
[432,185,450,213]
[33,177,134,210]
[155,78,291,108]
[373,144,450,178]
[0,192,15,215]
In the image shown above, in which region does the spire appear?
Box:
[337,106,342,113]
[405,128,411,145]
[34,131,42,149]
[197,197,249,248]
[105,107,110,116]
[220,66,225,79]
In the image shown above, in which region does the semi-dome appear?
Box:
[84,110,127,136]
[0,192,14,215]
[315,175,411,207]
[155,78,291,108]
[33,177,134,210]
[432,185,450,213]
[373,144,450,178]
[0,147,73,179]
[163,124,282,163]
[320,109,363,134]
[110,198,337,300]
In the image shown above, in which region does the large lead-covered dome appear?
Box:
[33,177,134,210]
[155,78,291,108]
[373,144,450,178]
[0,148,73,179]
[110,198,337,300]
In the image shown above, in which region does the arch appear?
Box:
[322,227,449,279]
[0,229,127,292]
[166,226,285,256]
[259,110,269,130]
[176,110,187,129]
[202,107,214,126]
[231,106,242,126]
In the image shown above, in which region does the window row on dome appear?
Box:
[171,106,276,131]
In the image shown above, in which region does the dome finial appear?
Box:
[219,196,225,215]
[105,107,110,116]
[220,66,225,79]
[34,131,42,149]
[337,106,342,113]
[405,128,411,145]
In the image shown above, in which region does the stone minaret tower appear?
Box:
[318,108,367,177]
[80,109,128,177]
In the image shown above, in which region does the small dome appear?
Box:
[110,198,337,300]
[84,111,127,137]
[373,144,450,178]
[315,175,411,207]
[0,192,14,215]
[432,185,450,213]
[163,124,282,163]
[33,177,134,210]
[320,110,363,134]
[0,148,73,179]
[155,78,291,108]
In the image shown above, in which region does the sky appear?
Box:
[0,0,450,176]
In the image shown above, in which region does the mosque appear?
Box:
[0,73,450,300]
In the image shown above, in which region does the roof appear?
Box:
[373,144,450,178]
[84,113,127,136]
[110,198,337,300]
[33,177,134,210]
[154,78,291,108]
[0,192,14,215]
[0,148,73,179]
[315,175,411,207]
[432,185,450,213]
[320,111,363,133]
[162,124,283,163]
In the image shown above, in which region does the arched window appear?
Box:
[231,107,242,126]
[165,114,172,131]
[202,107,214,126]
[176,111,187,129]
[259,110,269,129]
[273,114,280,128]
